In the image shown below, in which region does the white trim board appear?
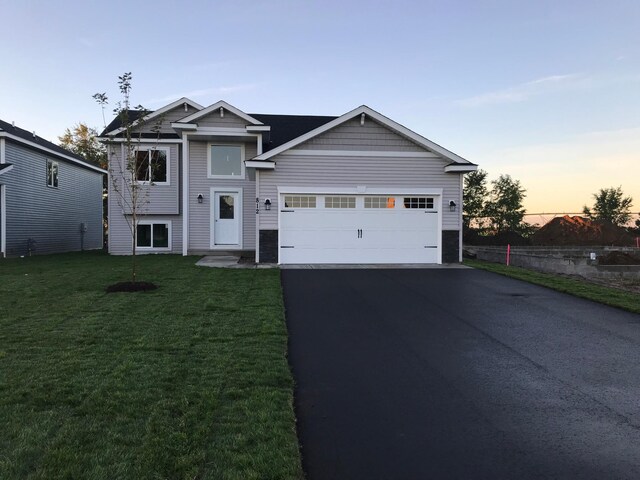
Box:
[277,186,443,196]
[281,149,439,158]
[182,134,189,256]
[245,160,275,170]
[444,164,477,173]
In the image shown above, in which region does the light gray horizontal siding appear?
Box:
[188,140,256,251]
[195,110,249,129]
[137,104,199,134]
[108,212,182,255]
[258,153,462,230]
[4,141,103,256]
[108,143,180,215]
[298,117,423,152]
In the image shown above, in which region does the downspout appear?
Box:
[0,138,6,257]
[255,169,260,263]
[459,174,463,262]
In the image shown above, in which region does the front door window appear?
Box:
[219,195,235,219]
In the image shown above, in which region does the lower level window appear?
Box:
[136,222,170,249]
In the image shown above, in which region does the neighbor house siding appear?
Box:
[187,140,256,251]
[258,153,462,231]
[108,143,180,215]
[297,117,424,152]
[3,141,103,256]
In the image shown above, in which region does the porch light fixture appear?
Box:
[197,194,204,204]
[264,198,272,211]
[449,200,457,212]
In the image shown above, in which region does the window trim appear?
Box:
[135,221,172,251]
[133,146,170,185]
[46,159,59,188]
[207,143,246,179]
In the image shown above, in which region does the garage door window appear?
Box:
[403,197,434,209]
[364,197,395,208]
[284,196,316,208]
[325,196,356,208]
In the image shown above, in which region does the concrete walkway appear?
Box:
[195,256,276,269]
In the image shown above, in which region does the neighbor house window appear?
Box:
[325,196,356,208]
[46,160,58,187]
[364,197,395,208]
[403,197,434,209]
[136,222,170,249]
[135,148,168,184]
[208,145,244,178]
[284,196,316,208]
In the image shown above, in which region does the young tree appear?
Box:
[463,169,488,230]
[485,174,528,234]
[95,73,161,285]
[582,186,633,227]
[58,123,107,169]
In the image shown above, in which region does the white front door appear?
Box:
[212,190,241,246]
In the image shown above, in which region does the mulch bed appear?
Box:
[106,281,158,293]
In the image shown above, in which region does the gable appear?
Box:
[296,117,424,152]
[191,109,252,129]
[135,104,200,135]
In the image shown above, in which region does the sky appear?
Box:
[1,0,639,219]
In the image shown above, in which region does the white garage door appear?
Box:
[279,194,441,264]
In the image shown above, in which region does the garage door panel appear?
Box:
[279,193,441,264]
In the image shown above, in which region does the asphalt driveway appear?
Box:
[282,268,640,480]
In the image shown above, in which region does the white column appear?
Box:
[182,134,189,256]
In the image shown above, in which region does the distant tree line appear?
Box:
[463,171,638,242]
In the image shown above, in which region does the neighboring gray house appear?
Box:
[100,100,476,264]
[0,120,106,257]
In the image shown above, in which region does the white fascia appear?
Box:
[444,164,478,173]
[245,160,275,170]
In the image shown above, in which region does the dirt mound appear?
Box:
[532,216,634,246]
[598,251,640,265]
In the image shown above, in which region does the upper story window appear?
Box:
[135,147,169,184]
[46,160,58,188]
[208,144,244,179]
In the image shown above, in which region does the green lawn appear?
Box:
[466,259,640,314]
[0,252,303,480]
